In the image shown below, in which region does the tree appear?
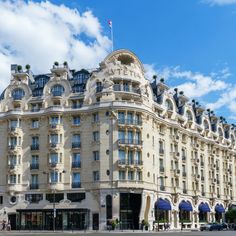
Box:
[225,209,236,223]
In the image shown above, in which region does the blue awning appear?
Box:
[155,198,171,210]
[215,204,225,213]
[199,202,211,212]
[179,200,193,211]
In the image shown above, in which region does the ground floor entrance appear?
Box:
[119,193,142,230]
[16,209,90,230]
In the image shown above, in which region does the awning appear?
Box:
[179,200,193,211]
[215,204,225,213]
[155,198,171,210]
[199,202,211,212]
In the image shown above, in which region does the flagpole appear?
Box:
[111,24,114,52]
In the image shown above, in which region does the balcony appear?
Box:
[49,143,61,151]
[31,144,39,151]
[8,164,16,170]
[118,118,142,126]
[8,126,21,135]
[118,139,143,146]
[71,161,81,168]
[72,142,81,149]
[31,107,41,112]
[113,84,140,95]
[117,160,143,167]
[8,145,17,150]
[49,162,58,168]
[159,149,164,155]
[72,182,81,188]
[30,163,39,170]
[183,189,187,194]
[160,166,165,172]
[30,183,39,190]
[160,186,165,191]
[49,124,62,131]
[8,183,22,192]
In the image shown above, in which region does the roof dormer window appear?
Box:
[51,84,64,97]
[12,88,25,100]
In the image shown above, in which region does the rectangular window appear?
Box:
[50,171,58,183]
[0,196,3,204]
[25,194,43,203]
[9,175,16,184]
[72,173,81,188]
[127,150,133,164]
[50,116,60,125]
[93,171,100,182]
[50,134,59,144]
[128,171,134,180]
[93,131,100,142]
[118,130,125,141]
[9,120,18,129]
[119,171,125,180]
[46,193,64,203]
[31,119,39,128]
[93,113,99,122]
[136,171,142,181]
[135,151,141,164]
[50,153,59,164]
[72,116,80,125]
[118,149,125,164]
[93,151,100,161]
[8,155,17,166]
[127,112,133,124]
[118,112,125,123]
[67,193,85,202]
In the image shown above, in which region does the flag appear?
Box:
[108,20,112,28]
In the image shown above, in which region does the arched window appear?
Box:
[12,88,25,100]
[106,195,112,220]
[51,84,65,96]
[165,99,173,111]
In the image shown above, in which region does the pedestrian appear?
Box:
[164,223,167,231]
[2,220,6,231]
[7,221,11,231]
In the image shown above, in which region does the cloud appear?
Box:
[149,65,229,98]
[203,0,236,5]
[0,0,111,92]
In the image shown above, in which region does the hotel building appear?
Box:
[0,49,235,230]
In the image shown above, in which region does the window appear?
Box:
[127,112,133,124]
[50,134,59,144]
[50,116,60,125]
[50,153,59,164]
[72,173,81,188]
[25,194,43,203]
[93,171,100,182]
[119,171,125,180]
[136,171,142,181]
[128,171,134,180]
[118,112,125,123]
[8,155,17,166]
[72,116,80,125]
[93,113,99,123]
[51,84,65,96]
[46,193,64,203]
[9,175,16,184]
[72,153,81,168]
[31,119,39,128]
[31,155,39,169]
[93,131,100,142]
[50,171,58,183]
[118,149,125,164]
[118,130,125,141]
[0,196,3,204]
[31,174,38,185]
[135,151,141,164]
[93,151,100,161]
[72,134,81,148]
[31,136,39,146]
[9,119,18,129]
[9,137,17,147]
[67,192,85,202]
[12,88,25,100]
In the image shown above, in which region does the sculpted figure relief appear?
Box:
[102,78,114,92]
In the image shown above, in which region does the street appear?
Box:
[0,231,235,236]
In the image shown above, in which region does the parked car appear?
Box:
[221,222,228,230]
[200,223,223,231]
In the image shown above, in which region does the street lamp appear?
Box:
[43,169,66,232]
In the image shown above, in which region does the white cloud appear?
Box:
[0,0,111,92]
[203,0,236,5]
[153,66,229,98]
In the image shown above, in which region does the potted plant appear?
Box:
[141,219,149,231]
[17,65,22,72]
[63,61,68,67]
[25,64,30,70]
[111,219,117,230]
[54,61,59,66]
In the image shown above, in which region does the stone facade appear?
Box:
[0,49,235,231]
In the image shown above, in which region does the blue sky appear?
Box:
[1,0,236,122]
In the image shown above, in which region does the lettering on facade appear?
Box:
[107,68,141,79]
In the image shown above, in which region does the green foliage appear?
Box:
[25,64,30,70]
[54,61,59,66]
[17,65,22,71]
[226,209,236,222]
